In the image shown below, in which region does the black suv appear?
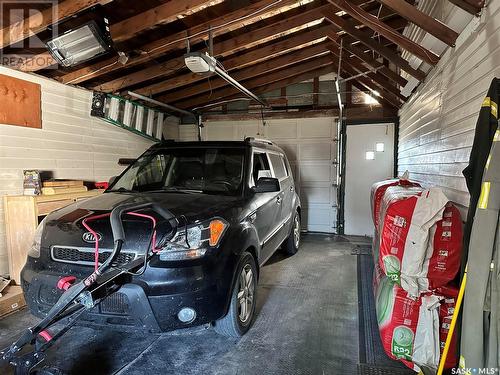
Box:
[21,138,301,337]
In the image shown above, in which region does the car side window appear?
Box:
[268,153,287,180]
[281,155,290,177]
[251,152,271,186]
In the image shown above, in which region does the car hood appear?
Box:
[42,192,246,251]
[56,191,243,219]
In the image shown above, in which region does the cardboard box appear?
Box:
[0,286,26,318]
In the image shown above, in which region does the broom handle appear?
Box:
[437,265,468,375]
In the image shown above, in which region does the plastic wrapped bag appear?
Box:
[378,187,449,296]
[374,275,459,371]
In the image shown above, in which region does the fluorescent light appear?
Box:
[46,20,112,67]
[376,142,385,152]
[365,151,375,160]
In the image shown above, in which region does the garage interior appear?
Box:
[0,0,498,374]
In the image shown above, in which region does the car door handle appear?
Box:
[276,196,282,205]
[289,186,294,192]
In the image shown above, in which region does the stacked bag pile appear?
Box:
[371,175,462,373]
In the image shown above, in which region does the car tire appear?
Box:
[283,212,301,255]
[214,252,257,338]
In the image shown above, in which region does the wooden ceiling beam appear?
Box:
[111,0,223,43]
[326,43,406,103]
[92,4,329,93]
[322,6,426,81]
[447,0,484,15]
[13,0,221,71]
[196,64,338,111]
[327,0,440,65]
[334,60,400,108]
[0,0,112,50]
[376,0,459,46]
[101,12,406,96]
[57,0,302,83]
[324,26,407,87]
[130,26,330,97]
[341,39,407,87]
[156,44,329,103]
[172,55,334,109]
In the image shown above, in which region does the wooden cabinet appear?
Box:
[3,191,102,284]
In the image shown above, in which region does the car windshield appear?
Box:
[109,147,245,196]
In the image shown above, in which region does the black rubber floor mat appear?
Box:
[357,254,414,374]
[351,245,372,255]
[358,363,417,375]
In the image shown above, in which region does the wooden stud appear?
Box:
[313,77,320,108]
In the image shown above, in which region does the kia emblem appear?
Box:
[82,232,102,243]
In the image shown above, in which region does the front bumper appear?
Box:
[21,252,236,332]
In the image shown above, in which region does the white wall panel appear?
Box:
[0,67,154,276]
[398,0,500,214]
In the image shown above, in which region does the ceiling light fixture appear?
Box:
[46,19,113,67]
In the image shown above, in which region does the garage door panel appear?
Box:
[299,186,331,205]
[299,164,332,183]
[205,124,237,140]
[237,123,260,139]
[277,143,298,161]
[301,204,335,232]
[204,117,338,233]
[265,120,297,139]
[299,142,333,160]
[298,118,334,138]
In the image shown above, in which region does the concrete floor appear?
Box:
[0,234,362,374]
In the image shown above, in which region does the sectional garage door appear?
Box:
[180,117,338,233]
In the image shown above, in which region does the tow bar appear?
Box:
[1,202,177,375]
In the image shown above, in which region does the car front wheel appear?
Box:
[214,252,257,337]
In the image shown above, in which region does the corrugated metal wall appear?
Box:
[0,67,154,276]
[398,1,500,212]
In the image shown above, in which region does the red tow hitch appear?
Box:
[56,276,76,291]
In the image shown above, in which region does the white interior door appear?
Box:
[344,123,394,236]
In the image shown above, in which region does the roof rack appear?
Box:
[244,137,275,145]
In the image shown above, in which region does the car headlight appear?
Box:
[28,217,47,258]
[158,218,228,261]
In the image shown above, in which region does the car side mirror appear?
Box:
[108,176,118,186]
[118,158,135,166]
[253,177,280,193]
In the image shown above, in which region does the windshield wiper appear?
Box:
[107,187,138,193]
[147,187,203,194]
